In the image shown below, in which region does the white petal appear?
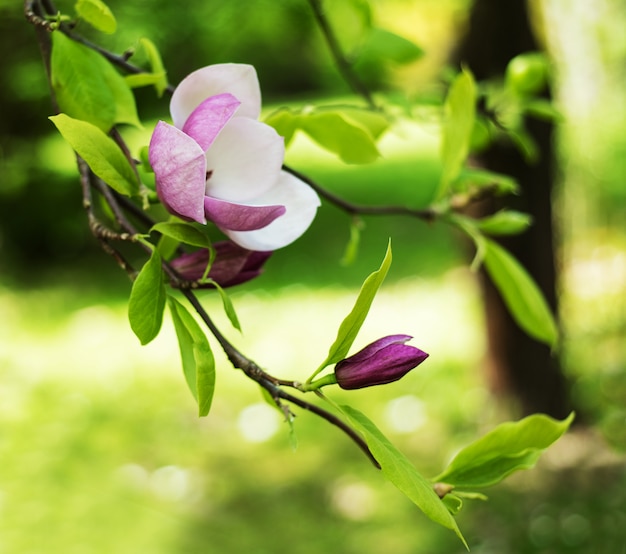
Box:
[171,64,261,128]
[222,171,320,251]
[206,118,284,202]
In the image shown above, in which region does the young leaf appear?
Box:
[476,210,532,236]
[454,168,519,196]
[340,218,364,267]
[439,68,477,197]
[299,110,380,164]
[311,241,392,378]
[167,296,216,416]
[51,32,140,130]
[138,37,168,97]
[264,108,298,145]
[483,238,558,347]
[49,114,139,196]
[342,405,468,548]
[357,27,424,66]
[151,221,211,249]
[434,412,574,488]
[75,0,117,34]
[51,32,115,131]
[128,249,166,345]
[209,281,242,332]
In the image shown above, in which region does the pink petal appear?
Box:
[149,121,207,223]
[171,64,262,128]
[204,196,285,231]
[205,117,285,202]
[182,93,240,151]
[222,170,320,251]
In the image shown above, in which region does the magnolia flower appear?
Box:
[334,335,428,390]
[170,241,271,288]
[149,63,320,251]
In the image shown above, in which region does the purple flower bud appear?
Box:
[334,335,428,390]
[170,241,271,288]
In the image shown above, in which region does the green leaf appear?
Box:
[434,413,574,488]
[128,249,166,345]
[75,0,117,33]
[311,241,392,378]
[209,281,242,332]
[483,238,558,347]
[124,72,168,89]
[49,114,139,196]
[439,68,477,197]
[167,296,216,416]
[299,110,380,164]
[454,168,519,195]
[342,406,467,548]
[151,221,211,249]
[264,108,298,145]
[340,218,364,266]
[357,27,424,65]
[51,32,140,130]
[523,99,563,122]
[138,37,168,97]
[476,210,532,236]
[51,32,115,131]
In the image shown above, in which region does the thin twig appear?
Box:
[283,165,437,221]
[307,0,377,110]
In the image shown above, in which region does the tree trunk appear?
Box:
[454,0,571,417]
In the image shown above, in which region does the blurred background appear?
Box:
[1,0,625,552]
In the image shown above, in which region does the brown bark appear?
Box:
[454,0,571,417]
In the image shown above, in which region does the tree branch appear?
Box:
[307,0,377,110]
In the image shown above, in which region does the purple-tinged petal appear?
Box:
[169,241,272,288]
[334,335,429,390]
[342,334,413,365]
[149,121,207,223]
[205,117,285,202]
[204,197,285,231]
[223,170,320,251]
[171,63,262,128]
[181,93,240,151]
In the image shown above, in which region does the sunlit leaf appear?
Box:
[299,110,380,164]
[357,27,424,66]
[439,68,476,197]
[128,249,166,345]
[455,168,519,195]
[167,296,216,416]
[311,241,392,378]
[264,108,298,145]
[476,210,532,236]
[49,114,139,196]
[342,406,468,548]
[209,280,242,332]
[434,413,574,488]
[75,0,117,33]
[483,238,558,347]
[51,32,140,130]
[151,221,211,249]
[138,37,168,97]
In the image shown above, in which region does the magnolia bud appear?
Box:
[334,335,428,390]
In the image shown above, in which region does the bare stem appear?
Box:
[307,0,377,110]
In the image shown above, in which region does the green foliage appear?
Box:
[310,240,392,379]
[434,412,574,488]
[505,52,550,96]
[355,27,424,66]
[265,106,389,164]
[49,114,139,196]
[483,238,559,347]
[128,248,166,345]
[75,0,117,34]
[50,32,140,131]
[151,221,212,249]
[454,168,519,196]
[342,405,468,548]
[439,68,476,196]
[167,295,216,416]
[125,38,168,98]
[209,281,242,332]
[476,210,533,236]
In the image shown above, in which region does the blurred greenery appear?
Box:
[1,0,626,553]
